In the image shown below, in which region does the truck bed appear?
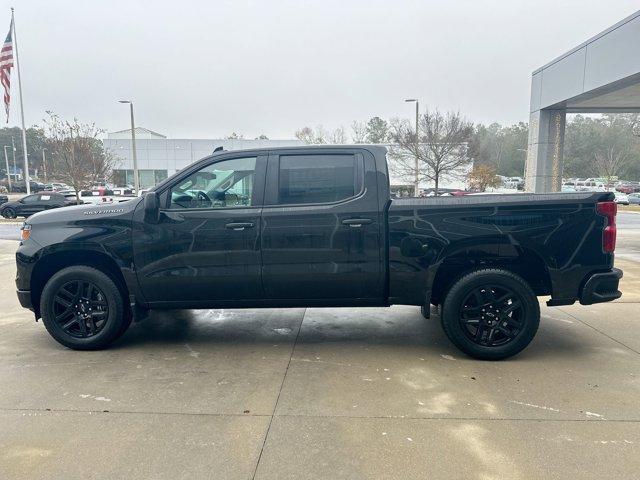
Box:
[387,191,614,306]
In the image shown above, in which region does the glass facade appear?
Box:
[112,169,168,188]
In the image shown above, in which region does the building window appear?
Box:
[112,169,168,188]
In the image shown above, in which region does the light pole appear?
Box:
[405,98,420,196]
[3,145,11,192]
[42,148,47,184]
[11,136,17,183]
[118,100,139,194]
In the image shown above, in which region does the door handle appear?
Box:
[342,218,372,228]
[225,222,255,231]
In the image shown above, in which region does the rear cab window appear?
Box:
[274,153,362,205]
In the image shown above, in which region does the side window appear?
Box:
[169,157,257,209]
[21,195,39,203]
[278,154,356,205]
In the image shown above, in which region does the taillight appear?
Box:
[20,223,31,241]
[596,201,617,253]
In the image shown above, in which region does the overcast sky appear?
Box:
[1,0,639,139]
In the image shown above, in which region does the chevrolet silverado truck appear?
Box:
[15,146,622,359]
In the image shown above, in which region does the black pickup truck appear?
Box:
[15,146,622,359]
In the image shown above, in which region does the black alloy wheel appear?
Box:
[40,265,128,350]
[52,280,109,338]
[2,207,16,219]
[440,268,540,360]
[458,285,524,347]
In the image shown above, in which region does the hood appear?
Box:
[26,197,142,225]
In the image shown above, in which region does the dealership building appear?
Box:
[104,128,470,191]
[525,9,640,192]
[103,128,304,188]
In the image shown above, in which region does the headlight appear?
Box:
[20,223,31,241]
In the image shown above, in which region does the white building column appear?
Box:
[524,109,566,193]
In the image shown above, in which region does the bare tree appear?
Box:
[351,121,367,143]
[294,125,327,144]
[594,145,629,183]
[44,111,118,203]
[329,125,347,144]
[294,126,314,144]
[389,109,474,195]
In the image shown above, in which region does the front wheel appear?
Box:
[40,266,128,350]
[2,207,16,219]
[440,268,540,360]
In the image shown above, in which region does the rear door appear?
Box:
[39,193,64,211]
[261,148,383,301]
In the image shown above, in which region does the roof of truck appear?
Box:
[210,144,388,155]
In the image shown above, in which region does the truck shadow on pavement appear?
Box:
[108,306,590,361]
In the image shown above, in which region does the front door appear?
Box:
[260,149,383,301]
[132,154,267,306]
[18,194,43,215]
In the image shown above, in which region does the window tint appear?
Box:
[278,154,356,205]
[169,157,256,209]
[21,195,39,203]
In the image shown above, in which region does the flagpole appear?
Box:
[11,7,30,195]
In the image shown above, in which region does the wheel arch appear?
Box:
[429,242,552,306]
[31,248,130,318]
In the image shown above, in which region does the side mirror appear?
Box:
[143,191,161,224]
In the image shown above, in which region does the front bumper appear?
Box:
[17,289,33,310]
[579,268,623,305]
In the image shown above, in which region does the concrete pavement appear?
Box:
[0,239,639,479]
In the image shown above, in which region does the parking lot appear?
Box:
[1,215,639,479]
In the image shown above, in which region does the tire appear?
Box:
[40,266,127,350]
[440,268,540,360]
[2,207,16,219]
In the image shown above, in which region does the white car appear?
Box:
[56,189,116,205]
[614,192,629,205]
[112,187,135,197]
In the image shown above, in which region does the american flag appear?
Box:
[0,20,13,123]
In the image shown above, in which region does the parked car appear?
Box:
[78,190,116,205]
[0,192,71,218]
[0,194,8,206]
[44,182,70,192]
[628,193,640,205]
[112,187,135,197]
[15,146,622,360]
[89,186,114,196]
[11,180,45,193]
[614,192,630,205]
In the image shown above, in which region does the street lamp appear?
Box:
[118,100,139,194]
[42,148,47,184]
[3,145,11,192]
[405,98,420,196]
[11,136,17,186]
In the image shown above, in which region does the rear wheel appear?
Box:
[440,268,540,360]
[40,266,128,350]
